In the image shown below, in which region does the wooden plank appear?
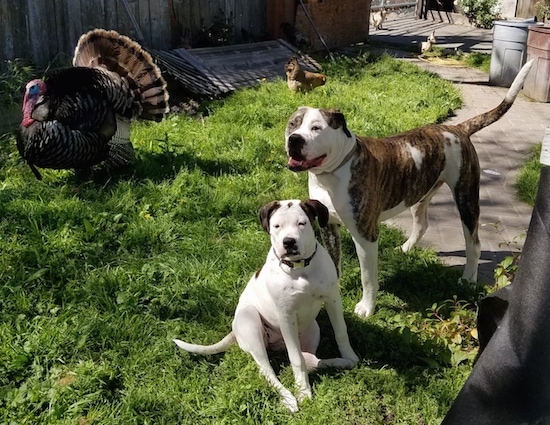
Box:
[0,0,15,62]
[67,0,84,54]
[80,0,106,33]
[266,0,296,39]
[137,0,151,45]
[53,0,71,63]
[171,47,235,91]
[148,0,170,49]
[149,49,225,95]
[149,0,161,47]
[295,0,371,51]
[0,0,273,69]
[5,1,31,65]
[104,0,120,30]
[24,1,47,66]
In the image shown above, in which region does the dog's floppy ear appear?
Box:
[258,201,281,233]
[322,108,352,138]
[301,199,330,228]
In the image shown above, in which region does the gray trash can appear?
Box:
[489,19,542,87]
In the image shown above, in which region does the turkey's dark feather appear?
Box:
[45,67,135,122]
[18,120,110,169]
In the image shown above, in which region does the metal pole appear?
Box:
[297,0,335,60]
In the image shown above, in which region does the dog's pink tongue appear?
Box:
[288,157,309,172]
[288,155,326,171]
[288,158,303,167]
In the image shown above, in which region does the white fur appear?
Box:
[174,200,358,412]
[406,143,424,170]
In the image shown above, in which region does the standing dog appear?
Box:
[174,200,359,412]
[371,9,388,30]
[284,60,534,318]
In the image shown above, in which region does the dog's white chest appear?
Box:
[308,167,354,226]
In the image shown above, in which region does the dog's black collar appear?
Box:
[319,142,357,175]
[274,243,318,270]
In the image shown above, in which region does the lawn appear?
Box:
[1,53,488,424]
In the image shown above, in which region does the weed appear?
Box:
[517,143,542,206]
[0,59,34,108]
[489,221,526,290]
[457,0,502,28]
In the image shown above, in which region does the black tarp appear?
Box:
[442,165,550,424]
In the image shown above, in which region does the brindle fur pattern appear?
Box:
[284,59,534,317]
[349,124,480,242]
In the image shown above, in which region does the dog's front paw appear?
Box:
[296,387,312,403]
[333,358,358,369]
[344,351,360,365]
[354,300,375,318]
[280,389,299,413]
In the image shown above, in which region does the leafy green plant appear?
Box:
[0,59,34,108]
[535,0,550,21]
[457,0,502,28]
[517,143,542,206]
[489,222,525,289]
[388,296,479,368]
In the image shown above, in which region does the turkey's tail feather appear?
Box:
[73,29,169,122]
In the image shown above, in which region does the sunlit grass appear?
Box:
[0,53,484,424]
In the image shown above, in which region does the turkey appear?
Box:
[17,28,169,180]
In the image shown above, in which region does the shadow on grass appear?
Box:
[72,149,249,186]
[133,149,249,182]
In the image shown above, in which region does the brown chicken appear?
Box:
[284,56,326,93]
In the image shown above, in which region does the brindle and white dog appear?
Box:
[284,60,534,318]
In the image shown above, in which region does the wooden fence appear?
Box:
[0,0,266,69]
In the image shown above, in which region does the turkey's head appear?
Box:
[22,79,48,127]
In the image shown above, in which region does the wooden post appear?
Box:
[267,0,297,39]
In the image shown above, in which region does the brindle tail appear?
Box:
[457,59,534,136]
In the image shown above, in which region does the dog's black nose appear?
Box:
[283,237,297,250]
[287,134,305,160]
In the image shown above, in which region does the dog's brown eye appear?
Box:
[298,222,306,226]
[311,125,321,131]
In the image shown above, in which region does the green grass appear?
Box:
[461,52,491,73]
[421,49,491,73]
[0,53,485,424]
[517,143,542,206]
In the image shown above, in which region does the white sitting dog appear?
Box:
[284,60,534,318]
[174,199,359,412]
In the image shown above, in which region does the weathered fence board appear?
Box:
[0,0,267,69]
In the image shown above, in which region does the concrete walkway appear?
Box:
[367,16,550,283]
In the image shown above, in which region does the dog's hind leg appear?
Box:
[402,181,444,252]
[461,223,480,282]
[319,223,342,277]
[300,321,357,371]
[453,175,480,282]
[233,305,299,412]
